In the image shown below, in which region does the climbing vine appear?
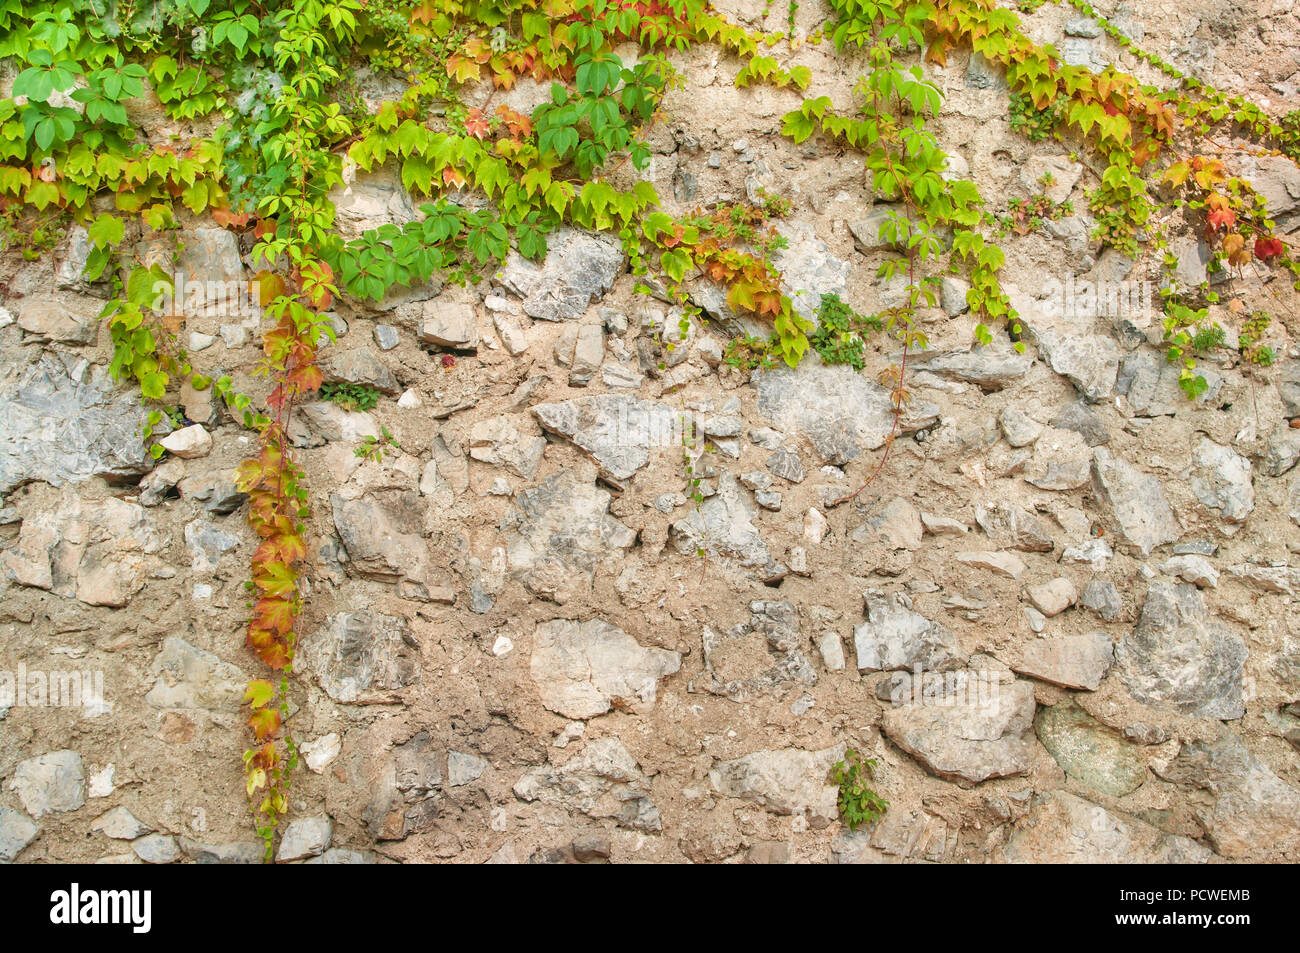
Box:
[1,0,1297,855]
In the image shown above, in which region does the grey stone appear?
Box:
[1080,577,1123,621]
[468,418,546,479]
[1160,554,1219,588]
[329,167,419,240]
[323,348,399,394]
[1091,447,1180,555]
[1157,732,1300,859]
[177,227,244,283]
[530,618,681,719]
[0,808,38,861]
[514,737,660,831]
[1014,632,1113,691]
[503,473,636,601]
[754,363,938,465]
[145,637,246,712]
[765,449,805,483]
[1065,15,1103,37]
[1034,328,1120,401]
[1190,437,1254,523]
[497,227,624,321]
[1264,421,1300,477]
[277,816,332,862]
[1118,348,1221,415]
[3,493,161,607]
[848,205,905,254]
[132,833,181,864]
[955,550,1027,579]
[159,424,212,459]
[176,839,265,864]
[1035,701,1145,796]
[298,402,380,443]
[1279,359,1300,417]
[0,354,152,494]
[772,220,849,318]
[882,678,1038,785]
[1051,401,1109,446]
[910,346,1032,389]
[853,497,923,551]
[447,751,488,787]
[1025,577,1078,617]
[16,295,98,344]
[419,299,478,348]
[373,324,399,350]
[569,323,604,386]
[964,52,1006,90]
[532,394,680,484]
[974,502,1054,552]
[1241,153,1300,222]
[332,492,431,585]
[691,600,817,701]
[9,750,85,816]
[300,611,417,702]
[92,807,152,840]
[709,744,845,825]
[1116,580,1247,719]
[998,408,1041,447]
[670,473,771,569]
[854,592,963,672]
[1002,791,1210,863]
[1019,155,1083,203]
[940,276,971,316]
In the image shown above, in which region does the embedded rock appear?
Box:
[1012,632,1113,691]
[497,227,624,321]
[854,592,963,672]
[754,363,939,465]
[300,610,418,702]
[708,744,846,825]
[1115,580,1247,719]
[513,737,660,831]
[530,618,681,720]
[1001,791,1211,863]
[1091,447,1180,555]
[532,394,680,484]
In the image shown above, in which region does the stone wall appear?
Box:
[2,0,1299,864]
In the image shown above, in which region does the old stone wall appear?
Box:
[2,0,1299,864]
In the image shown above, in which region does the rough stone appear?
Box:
[955,550,1027,579]
[998,408,1042,447]
[16,295,98,344]
[132,833,180,864]
[0,354,152,494]
[1025,577,1077,617]
[513,737,660,831]
[159,424,213,459]
[530,618,681,719]
[9,751,85,817]
[504,473,636,601]
[497,227,624,321]
[1091,447,1180,555]
[1012,632,1113,691]
[418,299,478,348]
[532,394,679,484]
[468,418,546,478]
[277,816,333,862]
[1190,437,1254,523]
[1115,580,1247,719]
[670,472,771,569]
[1080,577,1123,621]
[691,600,817,701]
[1033,328,1120,401]
[447,752,488,787]
[1001,791,1211,863]
[911,346,1033,389]
[323,348,400,394]
[145,637,246,712]
[1156,732,1300,859]
[92,807,152,840]
[854,592,963,672]
[882,678,1038,785]
[300,611,417,702]
[754,363,939,465]
[974,502,1054,552]
[1035,702,1145,796]
[709,744,845,825]
[0,808,38,861]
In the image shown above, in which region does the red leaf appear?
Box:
[1255,236,1285,260]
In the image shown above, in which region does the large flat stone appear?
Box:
[530,618,681,719]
